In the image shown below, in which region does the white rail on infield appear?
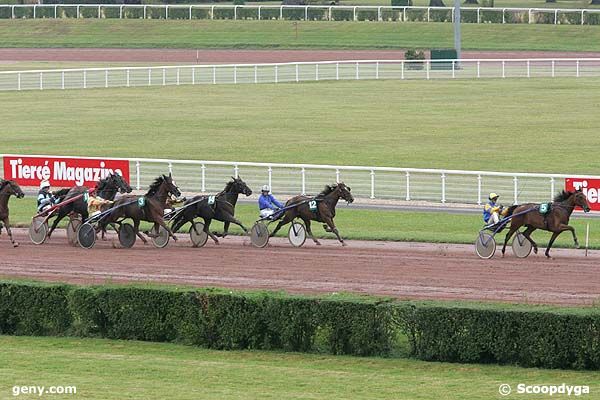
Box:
[2,4,600,25]
[1,58,600,92]
[3,154,599,205]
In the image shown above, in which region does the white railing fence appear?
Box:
[2,4,600,25]
[2,58,600,92]
[3,155,597,205]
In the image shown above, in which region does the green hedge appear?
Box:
[1,281,599,369]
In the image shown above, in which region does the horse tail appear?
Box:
[504,205,519,218]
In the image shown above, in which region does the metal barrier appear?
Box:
[2,58,600,92]
[3,154,598,205]
[2,4,600,25]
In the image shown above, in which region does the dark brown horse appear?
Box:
[100,174,181,244]
[501,189,591,258]
[269,182,354,246]
[170,177,252,244]
[46,186,89,238]
[0,179,25,247]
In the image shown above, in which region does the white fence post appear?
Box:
[513,176,518,204]
[275,65,278,83]
[296,64,299,82]
[17,72,21,91]
[527,60,530,78]
[105,69,108,88]
[405,172,410,201]
[136,161,141,190]
[83,70,86,89]
[552,60,555,77]
[550,177,555,200]
[502,61,505,78]
[201,164,206,192]
[370,170,375,199]
[376,61,379,79]
[355,62,359,80]
[301,168,306,195]
[477,174,482,205]
[576,60,580,77]
[268,166,272,189]
[39,72,43,90]
[336,62,339,80]
[441,173,446,203]
[61,71,65,90]
[477,61,480,78]
[401,61,405,79]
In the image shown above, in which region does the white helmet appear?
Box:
[40,180,50,189]
[261,185,270,193]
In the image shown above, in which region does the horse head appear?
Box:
[574,189,591,213]
[111,172,133,194]
[163,173,181,198]
[230,176,253,196]
[335,182,354,204]
[1,180,24,199]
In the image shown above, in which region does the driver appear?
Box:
[258,185,284,219]
[483,192,508,226]
[37,180,56,213]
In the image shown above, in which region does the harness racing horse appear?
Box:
[501,189,591,258]
[269,182,354,246]
[47,173,132,239]
[101,174,181,245]
[0,179,25,247]
[170,176,252,244]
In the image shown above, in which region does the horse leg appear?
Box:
[2,217,18,248]
[157,219,178,241]
[303,219,320,246]
[561,223,579,248]
[47,211,66,238]
[545,231,561,259]
[521,226,538,254]
[214,221,231,238]
[204,219,220,244]
[133,219,147,244]
[501,226,518,256]
[323,217,345,246]
[269,213,293,238]
[220,215,248,234]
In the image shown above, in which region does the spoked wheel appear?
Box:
[288,221,306,248]
[118,223,136,248]
[29,217,48,245]
[475,231,496,259]
[512,232,532,258]
[250,222,270,248]
[189,222,208,248]
[77,222,97,249]
[67,217,82,246]
[152,225,170,249]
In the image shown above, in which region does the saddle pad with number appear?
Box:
[208,195,216,205]
[138,197,146,208]
[309,199,318,212]
[538,203,551,215]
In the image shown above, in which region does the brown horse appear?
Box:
[100,174,181,244]
[269,182,354,246]
[0,179,25,247]
[501,189,591,258]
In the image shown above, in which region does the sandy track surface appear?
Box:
[2,49,600,64]
[1,228,598,306]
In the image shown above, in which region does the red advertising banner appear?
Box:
[2,155,130,188]
[565,178,600,211]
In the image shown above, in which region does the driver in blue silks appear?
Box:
[258,185,284,219]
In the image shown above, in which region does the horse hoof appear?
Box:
[341,242,347,247]
[13,243,19,248]
[533,248,538,254]
[315,241,321,246]
[575,243,580,249]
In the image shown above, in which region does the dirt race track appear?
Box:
[1,228,599,306]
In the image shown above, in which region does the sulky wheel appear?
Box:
[77,222,97,249]
[189,222,208,248]
[152,225,170,249]
[512,232,533,258]
[118,223,136,248]
[250,222,270,248]
[29,217,48,245]
[475,231,496,259]
[67,217,82,246]
[288,221,307,248]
